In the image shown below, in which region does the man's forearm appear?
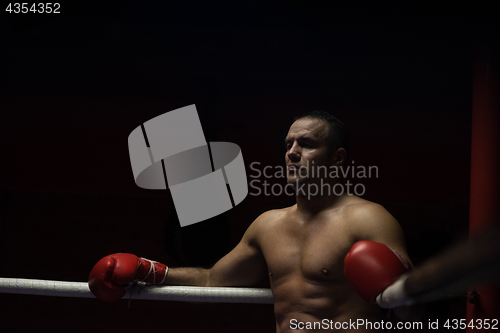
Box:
[164,267,214,287]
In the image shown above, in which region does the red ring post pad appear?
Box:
[344,241,410,302]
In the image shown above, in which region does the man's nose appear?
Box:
[287,143,301,161]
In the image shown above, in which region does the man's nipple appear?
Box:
[321,268,329,275]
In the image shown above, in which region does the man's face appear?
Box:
[284,117,333,186]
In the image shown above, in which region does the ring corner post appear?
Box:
[467,45,500,332]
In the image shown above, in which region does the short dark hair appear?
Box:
[293,110,349,158]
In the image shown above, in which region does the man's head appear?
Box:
[293,110,349,158]
[285,111,349,186]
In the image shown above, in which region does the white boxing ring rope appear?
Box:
[0,278,274,304]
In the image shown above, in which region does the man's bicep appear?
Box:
[208,239,267,287]
[207,218,268,287]
[356,204,412,265]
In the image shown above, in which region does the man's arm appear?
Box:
[165,213,268,287]
[382,223,500,307]
[346,202,424,320]
[89,213,269,302]
[352,202,412,266]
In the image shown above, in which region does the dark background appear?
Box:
[1,1,498,332]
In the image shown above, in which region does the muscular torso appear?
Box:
[256,197,388,332]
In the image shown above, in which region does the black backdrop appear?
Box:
[1,2,498,332]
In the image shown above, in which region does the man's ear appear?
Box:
[333,148,347,166]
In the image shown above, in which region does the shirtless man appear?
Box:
[90,111,412,332]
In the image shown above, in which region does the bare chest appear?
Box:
[260,219,355,283]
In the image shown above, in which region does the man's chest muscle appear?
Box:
[261,222,355,283]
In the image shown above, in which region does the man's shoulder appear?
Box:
[247,205,295,234]
[342,196,390,220]
[253,206,292,226]
[341,196,402,241]
[242,206,292,245]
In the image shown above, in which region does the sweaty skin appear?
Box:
[165,118,411,332]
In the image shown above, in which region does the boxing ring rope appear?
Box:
[0,278,274,304]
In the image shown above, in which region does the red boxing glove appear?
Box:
[344,240,410,302]
[88,253,168,302]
